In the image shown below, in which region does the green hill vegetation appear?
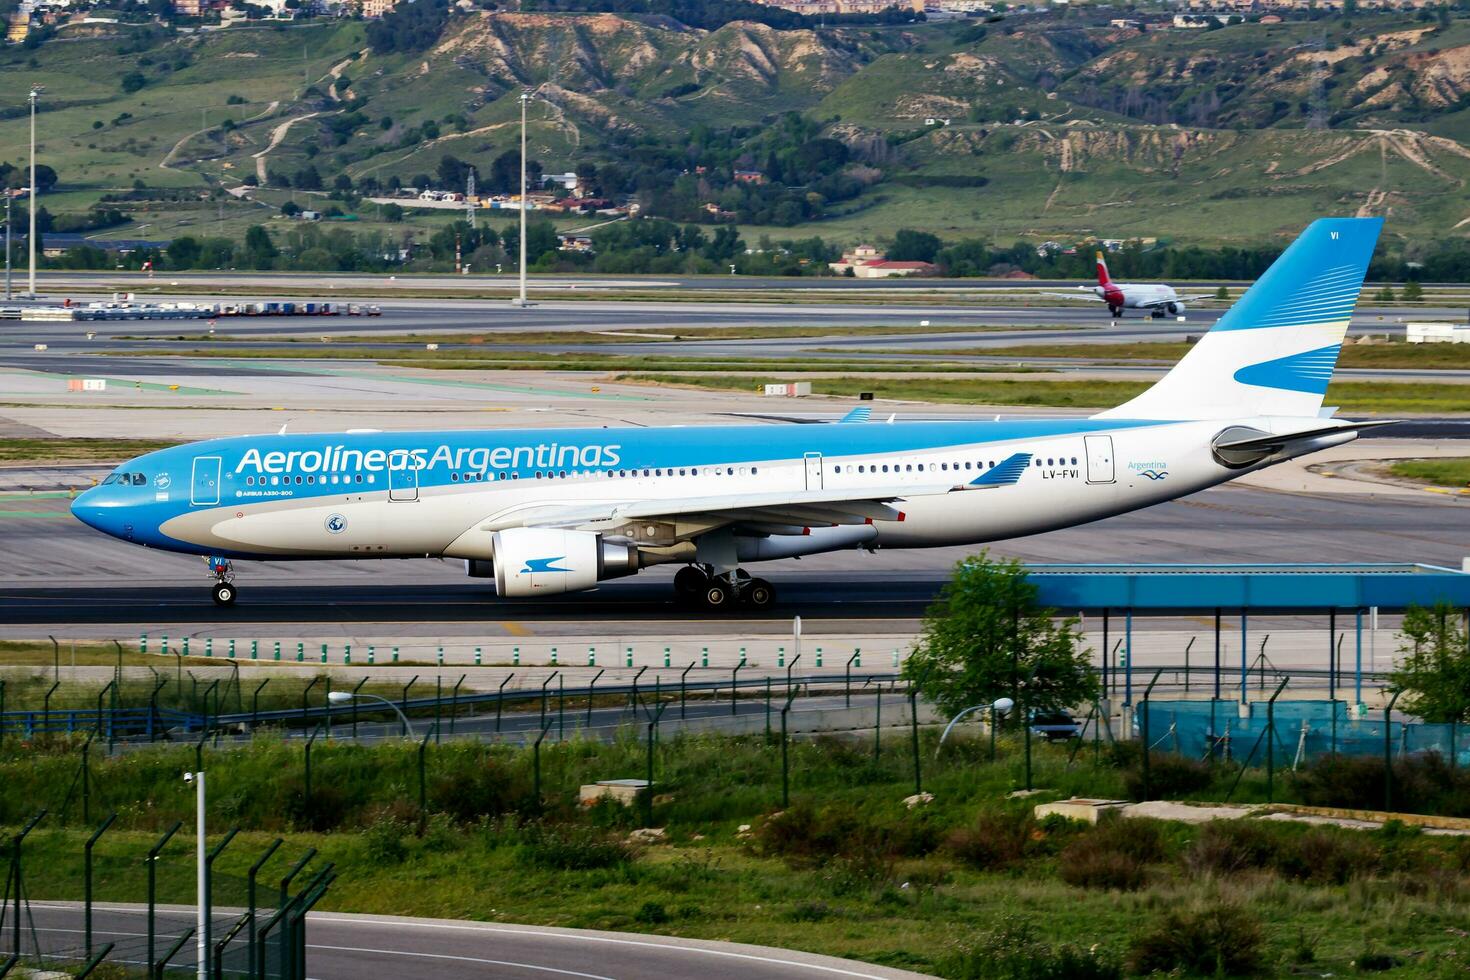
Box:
[9,6,1470,268]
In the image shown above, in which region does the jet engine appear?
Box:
[1167,302,1186,315]
[490,527,639,597]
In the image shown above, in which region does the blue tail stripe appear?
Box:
[1233,344,1342,395]
[1212,218,1381,332]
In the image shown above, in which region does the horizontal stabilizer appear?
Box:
[838,406,872,424]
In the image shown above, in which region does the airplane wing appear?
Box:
[477,453,1034,538]
[1039,291,1105,302]
[1175,294,1213,303]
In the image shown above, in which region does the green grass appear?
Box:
[614,373,1470,414]
[6,735,1470,977]
[1387,458,1470,488]
[884,342,1470,370]
[0,437,177,464]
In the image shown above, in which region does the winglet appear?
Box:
[838,406,872,424]
[965,452,1032,489]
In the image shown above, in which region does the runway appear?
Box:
[26,904,931,979]
[4,481,1466,639]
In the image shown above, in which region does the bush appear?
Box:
[1279,827,1379,884]
[634,901,669,925]
[1127,902,1265,976]
[1293,753,1470,816]
[363,814,411,864]
[758,802,940,867]
[517,822,633,871]
[944,811,1033,869]
[1123,754,1215,800]
[939,916,1123,980]
[1183,819,1281,876]
[1058,817,1169,891]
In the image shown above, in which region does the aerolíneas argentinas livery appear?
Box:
[73,218,1386,610]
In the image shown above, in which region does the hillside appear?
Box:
[8,8,1470,251]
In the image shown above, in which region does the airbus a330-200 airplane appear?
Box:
[1043,250,1212,318]
[73,217,1385,612]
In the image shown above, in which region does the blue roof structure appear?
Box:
[1025,563,1470,613]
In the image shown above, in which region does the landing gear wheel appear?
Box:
[1150,309,1165,319]
[674,565,708,599]
[701,580,734,610]
[743,578,776,609]
[212,582,236,606]
[1108,306,1121,318]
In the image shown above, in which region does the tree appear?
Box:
[243,225,278,267]
[381,202,404,223]
[1390,602,1470,723]
[280,200,302,217]
[120,71,147,94]
[437,154,470,190]
[294,165,323,191]
[903,552,1098,719]
[889,228,942,263]
[166,236,201,268]
[489,150,541,194]
[1403,280,1424,301]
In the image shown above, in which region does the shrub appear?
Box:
[1292,753,1470,816]
[1058,816,1170,891]
[1122,754,1214,800]
[938,916,1123,980]
[1183,819,1281,876]
[363,815,411,864]
[517,822,633,871]
[944,811,1033,869]
[1127,902,1265,976]
[1279,827,1380,884]
[634,901,669,925]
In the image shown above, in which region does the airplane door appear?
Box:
[804,452,823,490]
[190,456,221,506]
[388,451,419,502]
[1084,436,1115,485]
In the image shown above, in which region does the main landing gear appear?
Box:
[674,564,776,611]
[208,556,237,606]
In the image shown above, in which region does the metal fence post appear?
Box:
[532,719,553,813]
[496,674,514,734]
[204,826,240,969]
[1140,669,1164,800]
[586,668,605,729]
[247,838,284,979]
[679,662,693,719]
[351,676,368,739]
[41,680,59,740]
[145,820,182,974]
[1266,676,1290,803]
[251,678,270,733]
[539,672,558,729]
[845,652,859,708]
[786,653,802,701]
[301,677,320,731]
[10,811,44,960]
[780,692,798,807]
[645,704,667,828]
[909,679,923,796]
[1385,688,1404,812]
[731,662,744,715]
[83,811,115,958]
[401,675,419,736]
[452,675,466,735]
[304,724,322,816]
[418,723,436,836]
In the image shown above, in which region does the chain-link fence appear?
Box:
[1,812,331,979]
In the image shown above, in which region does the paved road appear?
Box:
[26,904,933,979]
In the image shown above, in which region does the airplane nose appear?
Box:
[71,486,119,536]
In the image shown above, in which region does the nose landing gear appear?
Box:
[674,564,776,611]
[208,556,237,606]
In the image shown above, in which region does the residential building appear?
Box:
[733,169,766,185]
[361,0,399,17]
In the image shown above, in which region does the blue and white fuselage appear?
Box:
[71,218,1388,608]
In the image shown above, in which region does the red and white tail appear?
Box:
[1094,251,1112,287]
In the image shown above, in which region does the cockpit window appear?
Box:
[104,472,147,486]
[101,474,119,486]
[131,473,146,486]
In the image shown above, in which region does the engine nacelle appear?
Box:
[491,527,638,597]
[1167,302,1185,315]
[465,559,495,579]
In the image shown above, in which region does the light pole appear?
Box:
[327,689,415,737]
[186,770,205,980]
[28,84,42,300]
[512,90,529,308]
[5,191,12,302]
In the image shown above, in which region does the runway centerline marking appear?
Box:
[308,944,616,978]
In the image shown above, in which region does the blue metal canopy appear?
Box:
[1025,563,1470,613]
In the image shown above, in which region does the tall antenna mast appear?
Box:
[466,168,476,230]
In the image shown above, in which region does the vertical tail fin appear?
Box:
[1094,217,1382,421]
[1095,251,1112,287]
